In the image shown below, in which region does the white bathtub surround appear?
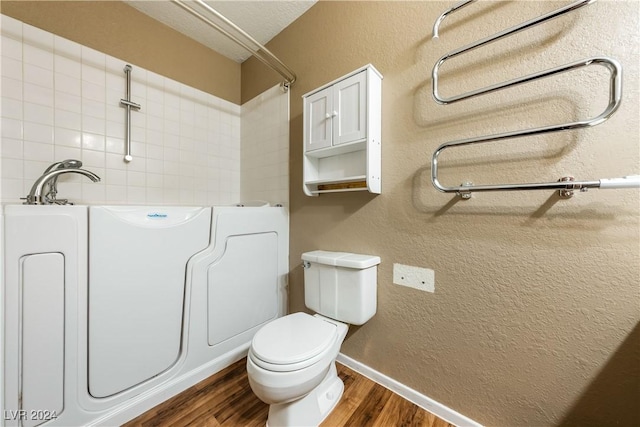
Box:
[241,85,290,206]
[1,14,290,207]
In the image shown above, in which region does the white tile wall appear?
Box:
[241,85,289,206]
[1,14,291,207]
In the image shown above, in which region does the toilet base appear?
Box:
[266,362,344,427]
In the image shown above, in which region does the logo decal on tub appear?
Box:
[147,213,168,219]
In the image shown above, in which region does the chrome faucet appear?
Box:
[41,159,83,204]
[23,163,100,205]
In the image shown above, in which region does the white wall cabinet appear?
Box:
[303,64,382,196]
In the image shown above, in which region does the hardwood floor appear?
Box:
[124,358,454,427]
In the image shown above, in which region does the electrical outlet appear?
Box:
[393,263,435,293]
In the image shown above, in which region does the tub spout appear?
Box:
[24,168,101,205]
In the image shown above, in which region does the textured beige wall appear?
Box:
[243,1,640,426]
[0,0,241,104]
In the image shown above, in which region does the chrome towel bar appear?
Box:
[430,57,633,198]
[432,0,595,105]
[432,0,477,39]
[428,1,639,198]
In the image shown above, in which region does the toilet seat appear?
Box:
[250,312,338,372]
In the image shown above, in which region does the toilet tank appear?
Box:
[302,250,380,325]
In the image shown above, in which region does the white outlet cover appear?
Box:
[393,263,435,293]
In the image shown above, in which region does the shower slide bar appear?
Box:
[119,64,141,163]
[432,0,595,105]
[172,0,297,90]
[431,56,640,198]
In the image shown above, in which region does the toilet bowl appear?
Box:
[246,251,380,427]
[247,313,348,403]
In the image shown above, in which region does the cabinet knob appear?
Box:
[325,111,338,119]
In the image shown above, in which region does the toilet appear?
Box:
[246,250,380,427]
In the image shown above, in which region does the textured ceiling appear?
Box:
[125,0,316,63]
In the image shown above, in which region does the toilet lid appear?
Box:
[251,312,337,365]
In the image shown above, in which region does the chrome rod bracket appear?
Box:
[457,182,473,199]
[558,176,576,199]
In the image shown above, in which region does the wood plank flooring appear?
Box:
[124,358,454,427]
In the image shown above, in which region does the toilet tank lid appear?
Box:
[302,250,381,269]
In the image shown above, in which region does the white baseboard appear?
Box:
[336,353,482,427]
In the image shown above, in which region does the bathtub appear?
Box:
[1,204,288,426]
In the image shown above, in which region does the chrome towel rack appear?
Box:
[432,56,623,197]
[432,0,477,40]
[429,0,640,199]
[432,0,595,104]
[172,0,296,91]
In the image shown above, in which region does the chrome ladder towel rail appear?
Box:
[432,0,477,39]
[428,0,640,198]
[432,0,595,105]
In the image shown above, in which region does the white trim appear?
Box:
[336,353,483,427]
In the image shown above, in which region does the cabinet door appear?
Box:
[304,87,333,151]
[333,70,367,146]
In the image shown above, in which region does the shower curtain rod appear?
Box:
[172,0,297,90]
